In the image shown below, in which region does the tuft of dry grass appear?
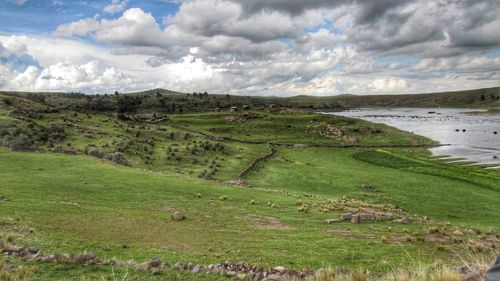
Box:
[351,271,368,281]
[432,267,462,281]
[314,267,336,281]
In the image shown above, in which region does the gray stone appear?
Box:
[171,211,185,221]
[127,259,136,266]
[136,262,150,271]
[340,213,352,221]
[394,216,412,224]
[192,264,203,273]
[149,257,161,267]
[151,268,161,275]
[325,219,341,224]
[254,271,264,281]
[236,273,247,280]
[463,271,481,281]
[110,258,125,267]
[274,266,285,274]
[263,274,286,281]
[174,262,184,270]
[351,214,361,224]
[375,213,393,221]
[28,247,40,254]
[358,213,375,222]
[160,261,171,270]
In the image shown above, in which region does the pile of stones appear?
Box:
[0,242,314,280]
[325,211,411,224]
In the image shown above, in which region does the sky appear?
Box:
[0,0,499,96]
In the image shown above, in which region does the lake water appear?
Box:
[328,108,500,166]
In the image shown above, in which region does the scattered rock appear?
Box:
[394,216,412,224]
[160,261,171,270]
[110,258,125,267]
[375,213,393,221]
[274,266,286,274]
[358,213,375,222]
[254,271,264,280]
[174,262,184,270]
[0,195,7,201]
[340,213,352,221]
[149,257,161,267]
[151,268,161,275]
[351,214,361,224]
[325,219,341,224]
[293,144,308,149]
[171,211,185,221]
[463,271,481,281]
[192,264,203,273]
[28,247,40,255]
[136,262,150,271]
[264,274,286,281]
[361,184,376,189]
[236,273,247,280]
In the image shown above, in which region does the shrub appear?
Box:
[106,152,131,166]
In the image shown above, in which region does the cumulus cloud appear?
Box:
[103,0,129,14]
[2,0,500,95]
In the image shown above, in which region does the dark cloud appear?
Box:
[231,0,348,16]
[355,0,411,24]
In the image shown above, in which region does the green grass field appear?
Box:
[0,93,499,280]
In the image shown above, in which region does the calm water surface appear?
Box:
[329,108,500,165]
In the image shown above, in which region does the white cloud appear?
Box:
[2,0,500,95]
[103,0,129,14]
[10,0,27,5]
[368,77,410,93]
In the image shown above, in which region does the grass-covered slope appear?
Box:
[169,112,434,146]
[0,92,499,280]
[1,149,498,279]
[2,86,499,115]
[245,148,500,226]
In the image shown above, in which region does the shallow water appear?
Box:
[328,108,500,165]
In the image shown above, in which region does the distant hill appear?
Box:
[319,87,500,109]
[1,86,498,114]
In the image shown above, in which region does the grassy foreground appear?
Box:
[0,93,499,280]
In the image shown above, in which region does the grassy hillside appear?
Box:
[0,92,499,280]
[290,87,500,109]
[1,86,498,115]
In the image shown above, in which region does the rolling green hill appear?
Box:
[1,86,498,115]
[0,90,499,280]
